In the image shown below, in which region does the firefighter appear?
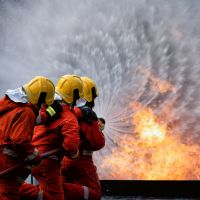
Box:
[61,77,105,200]
[19,74,83,200]
[0,76,55,200]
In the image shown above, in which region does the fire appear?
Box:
[133,107,166,145]
[99,104,200,180]
[98,68,200,180]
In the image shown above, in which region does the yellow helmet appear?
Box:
[55,74,84,104]
[23,76,55,106]
[81,77,99,102]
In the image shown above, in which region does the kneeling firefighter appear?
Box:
[19,74,83,200]
[0,76,55,200]
[61,76,105,200]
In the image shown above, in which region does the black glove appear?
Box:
[79,106,98,121]
[46,101,62,120]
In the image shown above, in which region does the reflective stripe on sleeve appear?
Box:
[46,106,56,116]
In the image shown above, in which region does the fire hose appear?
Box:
[0,148,61,177]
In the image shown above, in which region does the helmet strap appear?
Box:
[91,87,97,99]
[72,89,80,107]
[37,92,47,108]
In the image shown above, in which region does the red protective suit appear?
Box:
[61,107,105,200]
[0,96,39,200]
[19,103,80,200]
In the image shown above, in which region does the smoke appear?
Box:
[1,0,200,178]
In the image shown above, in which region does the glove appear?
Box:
[98,122,105,131]
[79,106,98,121]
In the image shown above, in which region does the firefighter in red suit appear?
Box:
[0,76,55,200]
[19,74,83,200]
[61,77,105,200]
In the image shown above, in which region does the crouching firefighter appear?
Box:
[19,74,83,200]
[61,77,105,200]
[0,76,55,200]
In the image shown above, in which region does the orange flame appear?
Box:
[99,104,200,180]
[99,68,200,180]
[133,107,166,145]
